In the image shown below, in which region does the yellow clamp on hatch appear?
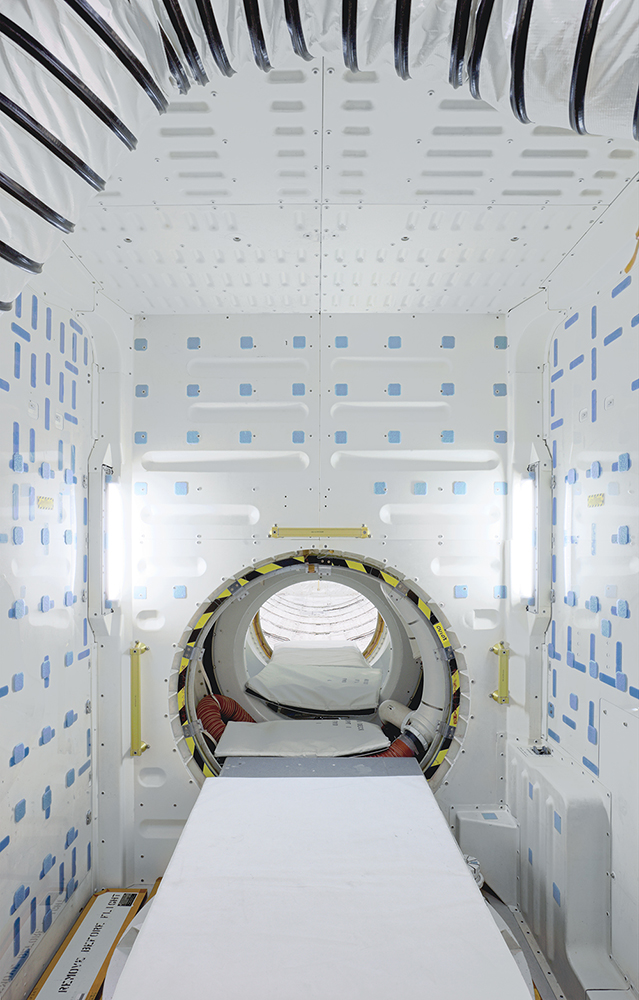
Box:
[130,641,150,756]
[490,641,510,705]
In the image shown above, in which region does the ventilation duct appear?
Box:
[0,0,637,307]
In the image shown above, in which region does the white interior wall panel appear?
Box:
[0,290,96,998]
[64,63,639,316]
[503,241,639,996]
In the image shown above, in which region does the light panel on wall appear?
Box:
[512,467,538,609]
[105,479,125,607]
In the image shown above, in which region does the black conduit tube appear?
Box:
[0,93,105,191]
[509,0,535,124]
[284,0,312,61]
[0,172,74,233]
[448,0,472,89]
[162,0,208,85]
[468,0,496,100]
[160,26,191,94]
[194,0,235,76]
[569,0,604,135]
[634,84,639,143]
[342,0,359,72]
[0,240,43,275]
[394,0,412,81]
[242,0,272,72]
[0,14,137,149]
[61,0,168,113]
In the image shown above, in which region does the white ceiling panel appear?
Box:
[64,59,638,315]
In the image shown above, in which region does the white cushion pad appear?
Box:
[215,719,390,757]
[246,642,382,712]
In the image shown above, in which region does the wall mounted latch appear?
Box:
[490,641,510,704]
[130,641,150,756]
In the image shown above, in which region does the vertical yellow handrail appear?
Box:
[490,641,510,704]
[130,641,150,756]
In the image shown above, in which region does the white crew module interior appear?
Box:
[0,2,637,998]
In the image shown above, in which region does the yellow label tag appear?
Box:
[37,496,54,510]
[433,622,451,647]
[587,494,605,507]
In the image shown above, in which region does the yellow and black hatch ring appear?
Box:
[175,552,461,782]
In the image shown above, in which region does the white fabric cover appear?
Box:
[215,718,390,757]
[246,641,382,712]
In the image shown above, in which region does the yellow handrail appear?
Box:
[130,641,150,756]
[490,641,510,704]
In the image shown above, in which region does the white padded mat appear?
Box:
[111,774,533,1000]
[247,641,382,712]
[215,719,390,757]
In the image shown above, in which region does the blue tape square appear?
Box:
[388,431,401,443]
[494,336,507,349]
[240,336,253,349]
[173,586,187,599]
[453,481,466,495]
[186,431,199,444]
[334,383,347,396]
[414,482,427,495]
[293,336,306,349]
[494,482,507,495]
[187,337,200,350]
[441,382,455,395]
[554,812,562,833]
[494,431,507,443]
[441,430,454,443]
[441,336,455,349]
[134,482,147,495]
[175,482,188,495]
[388,383,401,396]
[494,586,507,599]
[134,431,147,444]
[292,383,305,396]
[454,586,468,598]
[239,431,252,444]
[135,384,148,398]
[374,482,387,495]
[292,431,305,443]
[493,383,507,396]
[335,431,347,444]
[239,383,252,396]
[133,339,147,351]
[186,384,200,396]
[133,586,147,600]
[388,336,401,349]
[335,336,348,348]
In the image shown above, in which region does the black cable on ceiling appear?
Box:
[633,84,639,142]
[509,0,535,124]
[0,13,137,149]
[394,0,412,80]
[342,0,359,72]
[194,0,235,76]
[0,172,74,233]
[449,0,472,89]
[162,0,208,85]
[0,240,43,274]
[160,26,191,94]
[61,0,168,113]
[242,0,272,72]
[468,0,496,100]
[568,0,604,134]
[283,0,312,61]
[0,93,105,191]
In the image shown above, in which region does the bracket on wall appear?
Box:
[130,641,150,756]
[269,525,370,538]
[490,641,510,704]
